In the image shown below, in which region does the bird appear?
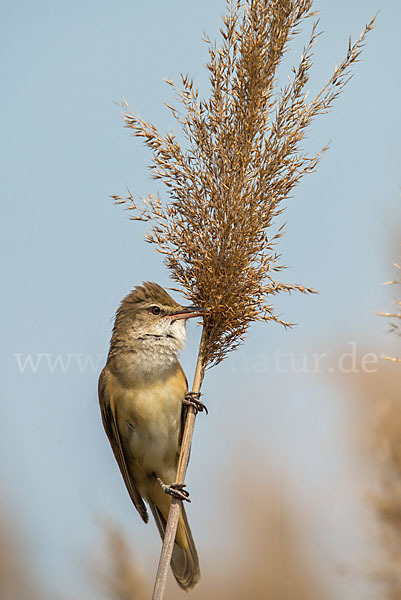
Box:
[98,281,207,590]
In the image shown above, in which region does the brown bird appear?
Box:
[98,282,206,590]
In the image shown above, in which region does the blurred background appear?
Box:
[1,1,401,598]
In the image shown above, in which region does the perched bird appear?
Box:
[98,282,206,590]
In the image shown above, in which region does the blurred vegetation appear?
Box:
[95,472,328,600]
[0,512,51,600]
[4,355,401,600]
[0,474,328,600]
[350,352,401,598]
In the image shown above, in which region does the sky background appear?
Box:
[1,1,401,598]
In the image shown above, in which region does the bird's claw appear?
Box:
[183,392,208,415]
[157,478,191,502]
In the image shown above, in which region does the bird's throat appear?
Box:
[109,333,184,386]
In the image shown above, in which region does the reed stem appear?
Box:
[151,327,206,600]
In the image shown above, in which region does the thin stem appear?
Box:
[152,327,207,600]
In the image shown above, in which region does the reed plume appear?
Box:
[114,0,375,368]
[186,471,328,600]
[95,472,328,600]
[364,249,401,596]
[113,1,375,596]
[372,399,401,599]
[353,365,401,599]
[0,509,51,600]
[379,256,401,362]
[96,522,150,600]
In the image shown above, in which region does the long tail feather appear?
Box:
[149,499,200,590]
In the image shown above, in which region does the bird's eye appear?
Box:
[150,306,161,315]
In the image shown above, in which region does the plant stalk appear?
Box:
[151,327,206,600]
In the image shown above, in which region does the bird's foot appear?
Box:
[183,392,208,415]
[157,478,191,502]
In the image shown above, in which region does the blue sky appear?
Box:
[1,1,401,598]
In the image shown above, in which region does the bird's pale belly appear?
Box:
[131,393,181,472]
[119,381,185,485]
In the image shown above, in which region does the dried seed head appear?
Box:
[115,0,375,367]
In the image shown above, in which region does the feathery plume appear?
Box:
[113,2,375,597]
[379,256,401,362]
[114,0,375,368]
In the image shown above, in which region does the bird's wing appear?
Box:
[178,362,189,450]
[98,367,148,523]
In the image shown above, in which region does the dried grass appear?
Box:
[97,472,328,600]
[379,258,401,362]
[0,511,51,600]
[114,0,375,367]
[368,399,401,598]
[184,475,328,600]
[350,363,401,599]
[95,522,150,600]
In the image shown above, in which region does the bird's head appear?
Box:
[110,282,206,357]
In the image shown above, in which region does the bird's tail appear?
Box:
[149,488,200,590]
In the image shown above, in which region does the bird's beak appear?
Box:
[167,305,208,321]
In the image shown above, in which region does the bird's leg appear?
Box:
[156,477,191,502]
[183,391,208,415]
